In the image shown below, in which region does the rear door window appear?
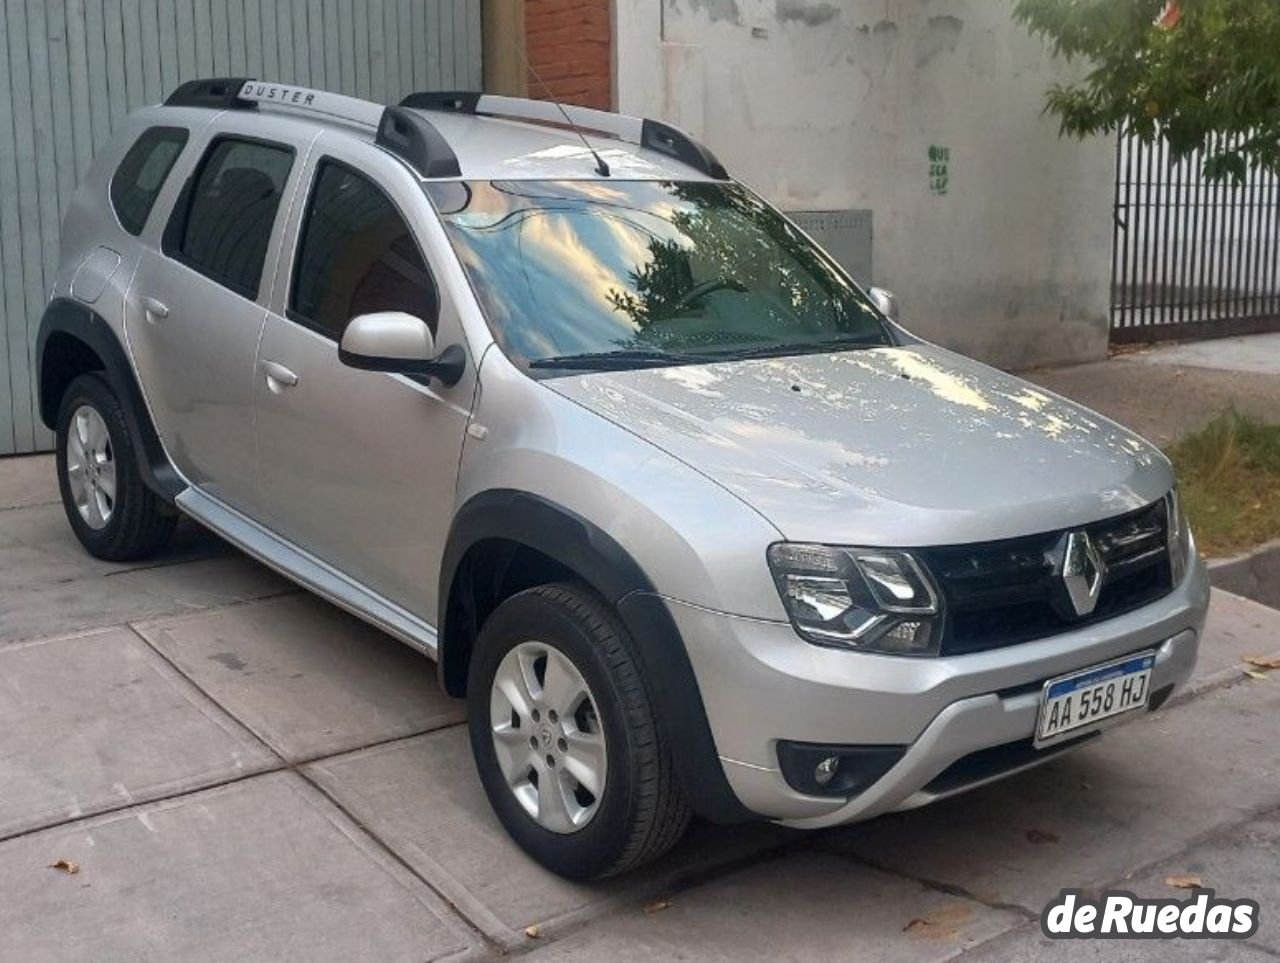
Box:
[288,159,438,340]
[110,126,188,235]
[164,136,294,299]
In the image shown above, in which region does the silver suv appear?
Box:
[38,78,1209,879]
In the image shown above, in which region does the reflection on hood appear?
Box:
[548,344,1171,547]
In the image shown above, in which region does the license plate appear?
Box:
[1035,652,1155,746]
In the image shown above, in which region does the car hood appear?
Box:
[546,344,1173,546]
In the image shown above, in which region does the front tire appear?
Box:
[467,583,691,879]
[55,373,177,561]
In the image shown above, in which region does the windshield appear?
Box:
[425,179,893,372]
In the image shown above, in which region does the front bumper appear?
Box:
[669,553,1210,828]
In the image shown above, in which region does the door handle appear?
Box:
[142,297,169,322]
[261,359,299,392]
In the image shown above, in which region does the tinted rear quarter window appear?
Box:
[110,127,188,235]
[166,136,294,298]
[289,160,438,340]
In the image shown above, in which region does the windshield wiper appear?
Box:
[529,337,882,370]
[698,337,882,361]
[528,349,697,370]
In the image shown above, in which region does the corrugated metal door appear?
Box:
[0,0,481,455]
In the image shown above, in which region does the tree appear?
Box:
[1014,0,1280,180]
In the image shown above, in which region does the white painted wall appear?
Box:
[614,0,1117,369]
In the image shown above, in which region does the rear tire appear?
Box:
[467,582,691,879]
[55,373,177,561]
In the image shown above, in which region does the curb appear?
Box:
[1207,539,1280,610]
[1170,644,1280,709]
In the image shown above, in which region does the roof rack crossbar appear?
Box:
[399,91,728,179]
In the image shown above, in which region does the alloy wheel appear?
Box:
[489,641,607,834]
[65,404,116,530]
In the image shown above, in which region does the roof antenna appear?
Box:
[513,39,611,176]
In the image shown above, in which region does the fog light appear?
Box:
[777,741,907,798]
[813,755,840,786]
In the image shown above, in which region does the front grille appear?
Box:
[923,499,1174,656]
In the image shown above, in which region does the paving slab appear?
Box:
[0,772,481,963]
[1024,357,1280,447]
[113,552,294,609]
[0,454,58,510]
[305,726,799,948]
[1189,589,1280,688]
[0,627,276,839]
[0,553,292,645]
[0,574,204,645]
[822,679,1280,915]
[1129,333,1280,378]
[0,501,229,580]
[135,594,462,762]
[519,850,1020,962]
[961,918,1266,962]
[1121,808,1280,954]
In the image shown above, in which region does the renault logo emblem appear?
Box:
[1060,530,1106,617]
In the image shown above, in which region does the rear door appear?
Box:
[126,121,306,513]
[253,135,476,618]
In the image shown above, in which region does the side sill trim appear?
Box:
[176,487,439,659]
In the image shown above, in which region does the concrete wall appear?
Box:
[613,0,1117,370]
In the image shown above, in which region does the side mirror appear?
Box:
[338,311,465,387]
[868,286,899,322]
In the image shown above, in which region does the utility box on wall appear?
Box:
[786,210,874,287]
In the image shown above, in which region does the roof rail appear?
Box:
[165,77,255,110]
[375,107,461,179]
[235,81,384,128]
[399,91,729,179]
[162,79,460,178]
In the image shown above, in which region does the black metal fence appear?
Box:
[1110,132,1280,343]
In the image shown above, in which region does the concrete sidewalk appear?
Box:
[2,455,1279,962]
[1023,334,1280,447]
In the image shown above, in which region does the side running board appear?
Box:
[175,487,440,659]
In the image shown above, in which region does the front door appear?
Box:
[126,132,298,513]
[253,140,474,620]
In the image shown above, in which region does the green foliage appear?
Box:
[1013,0,1280,181]
[1166,409,1280,556]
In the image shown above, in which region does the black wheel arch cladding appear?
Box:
[440,489,757,823]
[37,297,183,502]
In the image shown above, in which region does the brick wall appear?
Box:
[524,0,612,109]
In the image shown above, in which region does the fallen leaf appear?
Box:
[1165,874,1204,889]
[902,906,970,941]
[1244,669,1269,681]
[47,859,79,875]
[524,925,540,940]
[1245,655,1280,670]
[643,899,672,915]
[1026,828,1060,845]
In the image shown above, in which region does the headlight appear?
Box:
[1166,488,1194,585]
[767,543,942,655]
